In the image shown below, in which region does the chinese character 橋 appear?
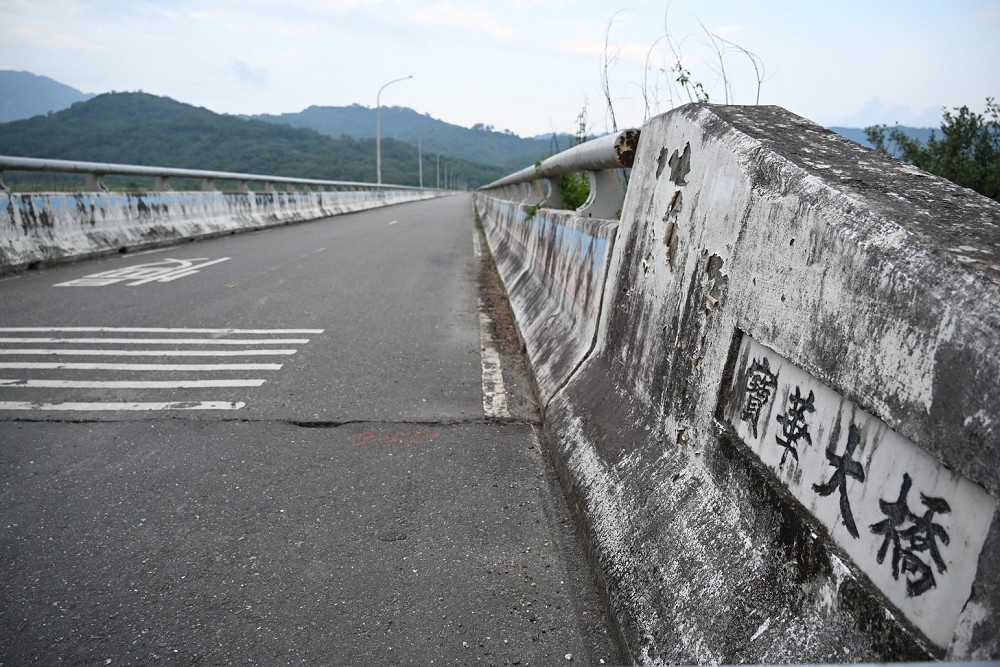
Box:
[775,386,815,465]
[740,357,777,438]
[869,473,951,597]
[812,423,866,538]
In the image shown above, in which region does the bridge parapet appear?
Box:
[475,104,1000,662]
[0,157,445,272]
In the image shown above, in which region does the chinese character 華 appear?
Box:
[775,386,815,465]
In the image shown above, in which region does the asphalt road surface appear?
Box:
[0,194,620,666]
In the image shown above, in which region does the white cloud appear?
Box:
[395,1,521,43]
[832,98,945,129]
[553,38,654,63]
[231,59,267,86]
[12,23,110,51]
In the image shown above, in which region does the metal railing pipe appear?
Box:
[481,129,639,190]
[0,156,434,192]
[479,129,639,219]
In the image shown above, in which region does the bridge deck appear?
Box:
[0,195,619,665]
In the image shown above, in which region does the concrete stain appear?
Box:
[477,103,1000,661]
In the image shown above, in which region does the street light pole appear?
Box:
[376,75,413,185]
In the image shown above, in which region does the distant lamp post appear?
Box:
[376,75,413,185]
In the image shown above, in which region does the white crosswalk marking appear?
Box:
[0,327,323,412]
[0,401,247,411]
[0,337,310,345]
[0,379,267,389]
[0,328,323,334]
[0,363,283,371]
[0,349,297,356]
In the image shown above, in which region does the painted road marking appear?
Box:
[0,327,323,334]
[0,338,310,345]
[0,401,246,411]
[0,349,298,357]
[54,257,231,287]
[478,300,510,419]
[389,220,399,225]
[473,231,484,259]
[0,326,322,412]
[0,362,283,371]
[0,379,267,389]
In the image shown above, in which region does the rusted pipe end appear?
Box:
[615,129,641,168]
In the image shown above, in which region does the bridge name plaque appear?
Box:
[720,332,997,649]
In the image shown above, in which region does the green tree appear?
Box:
[558,106,592,210]
[866,98,999,202]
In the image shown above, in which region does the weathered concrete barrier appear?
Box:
[476,104,1000,662]
[474,196,617,403]
[0,157,446,272]
[1,189,444,272]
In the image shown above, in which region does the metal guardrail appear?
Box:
[478,129,639,219]
[0,155,432,193]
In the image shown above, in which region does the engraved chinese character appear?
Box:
[869,473,951,597]
[813,423,866,538]
[902,494,951,596]
[740,357,777,438]
[775,386,815,465]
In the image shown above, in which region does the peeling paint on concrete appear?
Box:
[473,196,617,405]
[1,188,444,273]
[480,103,1000,662]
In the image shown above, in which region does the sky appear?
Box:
[1,0,998,138]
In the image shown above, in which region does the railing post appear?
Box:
[238,180,250,194]
[579,169,627,218]
[86,172,108,192]
[154,176,172,192]
[541,178,566,209]
[200,178,216,192]
[478,128,639,220]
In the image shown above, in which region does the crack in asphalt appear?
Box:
[0,415,541,427]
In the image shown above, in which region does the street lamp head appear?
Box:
[376,75,415,186]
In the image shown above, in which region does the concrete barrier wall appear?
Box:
[1,187,445,272]
[474,194,617,403]
[476,104,1000,662]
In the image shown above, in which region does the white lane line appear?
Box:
[0,328,324,334]
[0,338,310,345]
[0,362,283,371]
[0,349,298,357]
[0,379,266,388]
[478,300,510,419]
[0,401,246,411]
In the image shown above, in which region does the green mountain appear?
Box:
[251,105,573,172]
[0,70,94,122]
[830,126,935,152]
[0,92,504,189]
